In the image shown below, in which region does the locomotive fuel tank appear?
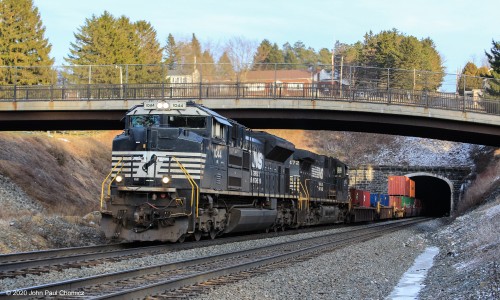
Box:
[224,208,278,233]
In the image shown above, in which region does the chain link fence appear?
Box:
[0,63,498,100]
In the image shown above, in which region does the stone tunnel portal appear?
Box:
[408,174,453,217]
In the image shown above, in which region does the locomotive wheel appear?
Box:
[194,231,202,242]
[209,228,217,240]
[177,234,186,243]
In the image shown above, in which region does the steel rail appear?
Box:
[0,243,125,265]
[0,218,430,299]
[0,220,339,278]
[109,218,429,300]
[0,222,349,277]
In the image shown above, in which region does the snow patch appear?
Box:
[369,136,473,167]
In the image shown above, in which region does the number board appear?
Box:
[143,101,187,110]
[144,102,156,109]
[170,102,186,109]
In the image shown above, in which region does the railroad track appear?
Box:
[0,222,348,279]
[0,218,429,299]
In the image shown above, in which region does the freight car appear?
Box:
[348,175,422,221]
[100,100,351,242]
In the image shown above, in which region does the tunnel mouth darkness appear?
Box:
[410,175,452,217]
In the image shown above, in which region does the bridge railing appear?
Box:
[0,82,499,115]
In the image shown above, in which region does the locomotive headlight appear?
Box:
[157,102,169,110]
[115,175,123,183]
[162,175,171,184]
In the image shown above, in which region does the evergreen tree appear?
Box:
[191,33,202,64]
[317,48,332,65]
[360,31,377,67]
[135,20,162,64]
[252,39,273,68]
[457,62,483,95]
[292,41,317,66]
[268,43,284,66]
[132,20,163,83]
[485,39,500,97]
[392,36,421,89]
[164,33,178,68]
[348,30,444,89]
[217,51,235,81]
[419,38,444,90]
[0,0,55,85]
[283,42,298,65]
[477,66,490,77]
[65,11,160,84]
[251,41,284,68]
[200,50,215,80]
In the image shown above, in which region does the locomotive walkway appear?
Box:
[0,83,499,146]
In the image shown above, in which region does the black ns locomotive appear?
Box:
[100,101,350,242]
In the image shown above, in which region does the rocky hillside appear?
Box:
[268,130,478,167]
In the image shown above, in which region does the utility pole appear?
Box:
[340,56,343,97]
[331,46,335,90]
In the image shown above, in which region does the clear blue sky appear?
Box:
[34,0,499,74]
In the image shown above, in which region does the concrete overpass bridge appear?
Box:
[0,83,499,146]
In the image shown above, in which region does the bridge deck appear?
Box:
[0,83,499,146]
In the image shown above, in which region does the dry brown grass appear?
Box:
[0,131,120,216]
[457,148,500,215]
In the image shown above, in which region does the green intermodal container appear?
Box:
[401,196,415,207]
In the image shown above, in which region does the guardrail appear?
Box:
[0,82,499,115]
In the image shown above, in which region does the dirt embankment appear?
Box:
[0,131,117,253]
[0,131,118,215]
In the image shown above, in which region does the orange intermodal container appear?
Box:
[409,179,416,197]
[388,176,415,196]
[389,195,402,208]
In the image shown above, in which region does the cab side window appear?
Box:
[212,118,225,140]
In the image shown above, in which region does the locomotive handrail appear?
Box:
[172,157,199,221]
[299,180,310,210]
[107,162,126,200]
[305,179,311,210]
[100,157,124,210]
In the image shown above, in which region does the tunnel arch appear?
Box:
[406,172,454,216]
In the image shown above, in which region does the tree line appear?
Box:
[0,0,499,97]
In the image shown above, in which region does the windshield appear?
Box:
[130,115,160,128]
[167,116,206,128]
[129,115,206,129]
